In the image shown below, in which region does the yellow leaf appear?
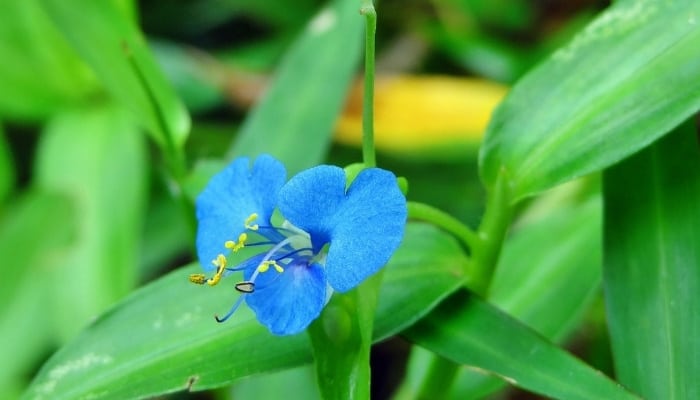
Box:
[335,75,507,158]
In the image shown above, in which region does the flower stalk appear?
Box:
[467,169,513,297]
[360,0,377,168]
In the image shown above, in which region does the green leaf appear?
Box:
[35,105,147,340]
[404,291,640,400]
[480,1,700,201]
[0,190,76,397]
[139,193,192,280]
[228,0,363,174]
[150,40,223,113]
[454,186,604,397]
[24,223,466,399]
[603,119,700,398]
[24,263,309,400]
[232,365,321,400]
[490,189,602,340]
[374,223,467,340]
[39,0,190,151]
[0,0,95,119]
[396,184,604,399]
[0,190,76,309]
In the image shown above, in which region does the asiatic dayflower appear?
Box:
[190,154,407,335]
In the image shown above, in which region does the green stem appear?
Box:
[416,355,460,400]
[360,0,376,168]
[309,6,381,400]
[407,201,479,251]
[411,175,512,400]
[468,169,513,297]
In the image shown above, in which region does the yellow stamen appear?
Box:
[224,233,248,252]
[245,213,259,231]
[257,260,284,274]
[205,254,227,286]
[190,254,227,286]
[258,261,270,273]
[189,273,207,285]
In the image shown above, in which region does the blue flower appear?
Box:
[190,155,407,335]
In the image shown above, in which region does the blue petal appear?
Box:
[245,262,327,335]
[196,155,286,271]
[277,165,345,251]
[279,166,407,292]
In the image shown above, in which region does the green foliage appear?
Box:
[480,0,700,202]
[405,291,639,400]
[0,191,76,398]
[0,0,95,120]
[452,186,604,397]
[40,0,190,154]
[604,120,700,399]
[229,0,363,174]
[23,224,466,399]
[35,105,147,340]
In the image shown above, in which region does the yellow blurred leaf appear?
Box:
[335,75,507,158]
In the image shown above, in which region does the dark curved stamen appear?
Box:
[235,281,255,293]
[215,295,245,323]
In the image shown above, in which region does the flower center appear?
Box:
[189,212,315,322]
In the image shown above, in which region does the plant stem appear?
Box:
[360,0,376,168]
[413,175,512,400]
[468,169,513,297]
[310,5,381,400]
[407,201,479,251]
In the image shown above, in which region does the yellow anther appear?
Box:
[191,254,229,286]
[224,233,248,252]
[258,262,270,273]
[213,254,227,268]
[245,213,259,231]
[257,260,284,274]
[206,254,227,286]
[189,274,207,285]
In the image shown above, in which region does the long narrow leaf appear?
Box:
[40,0,190,150]
[405,291,640,400]
[0,191,76,397]
[228,0,363,174]
[480,1,700,201]
[35,105,147,340]
[603,119,700,398]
